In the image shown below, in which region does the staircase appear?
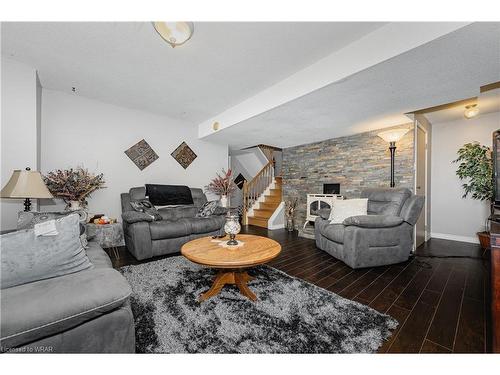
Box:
[247,177,282,228]
[242,145,283,229]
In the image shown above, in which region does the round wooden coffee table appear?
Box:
[181,234,281,302]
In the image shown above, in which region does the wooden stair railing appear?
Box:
[242,160,274,225]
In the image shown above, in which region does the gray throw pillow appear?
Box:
[130,199,162,221]
[196,201,219,217]
[1,214,93,289]
[18,210,89,247]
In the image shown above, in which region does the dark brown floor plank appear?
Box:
[420,340,452,353]
[425,265,467,350]
[454,296,485,353]
[393,259,440,311]
[377,305,410,353]
[356,262,412,303]
[387,290,441,353]
[369,261,422,313]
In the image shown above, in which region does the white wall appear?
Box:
[1,58,39,230]
[40,89,228,220]
[431,111,500,243]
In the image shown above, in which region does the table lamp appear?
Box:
[0,167,53,211]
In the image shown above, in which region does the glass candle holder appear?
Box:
[224,214,241,246]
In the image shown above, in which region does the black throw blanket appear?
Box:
[145,184,194,206]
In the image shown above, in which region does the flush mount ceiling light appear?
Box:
[464,104,479,119]
[152,22,194,48]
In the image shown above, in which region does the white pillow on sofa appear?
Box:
[329,198,368,224]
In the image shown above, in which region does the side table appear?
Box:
[86,222,125,259]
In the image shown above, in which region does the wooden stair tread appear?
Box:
[247,217,268,228]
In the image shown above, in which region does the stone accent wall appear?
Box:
[282,125,415,229]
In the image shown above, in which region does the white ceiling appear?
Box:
[425,88,500,124]
[203,23,500,149]
[1,22,385,124]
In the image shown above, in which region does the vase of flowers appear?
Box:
[205,169,236,208]
[43,167,106,211]
[285,196,298,232]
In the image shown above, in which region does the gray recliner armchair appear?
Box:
[121,186,225,261]
[315,188,424,269]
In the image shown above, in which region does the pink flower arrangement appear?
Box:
[205,169,236,197]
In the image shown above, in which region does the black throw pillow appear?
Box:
[130,199,162,221]
[145,184,194,206]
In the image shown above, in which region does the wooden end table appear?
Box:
[181,234,281,302]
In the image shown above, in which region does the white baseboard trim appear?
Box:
[430,232,479,244]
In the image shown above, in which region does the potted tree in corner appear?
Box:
[453,142,494,249]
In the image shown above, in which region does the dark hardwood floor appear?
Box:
[108,225,491,353]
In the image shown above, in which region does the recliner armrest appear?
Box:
[121,211,154,224]
[343,215,404,228]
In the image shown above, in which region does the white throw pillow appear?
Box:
[329,198,368,224]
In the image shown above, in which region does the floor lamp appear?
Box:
[0,167,53,211]
[377,128,410,188]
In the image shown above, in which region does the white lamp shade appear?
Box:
[377,128,410,143]
[1,170,53,199]
[153,22,194,47]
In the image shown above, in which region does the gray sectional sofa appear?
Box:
[0,241,135,353]
[121,187,225,260]
[315,188,424,269]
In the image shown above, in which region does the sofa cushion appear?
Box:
[329,199,368,224]
[361,188,411,216]
[149,219,191,240]
[319,223,345,244]
[85,241,113,269]
[190,188,208,209]
[129,186,146,201]
[1,214,93,289]
[0,267,130,350]
[158,206,199,221]
[189,216,225,234]
[122,210,154,224]
[129,199,162,221]
[196,201,220,217]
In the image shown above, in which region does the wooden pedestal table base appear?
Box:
[181,234,281,302]
[200,270,256,301]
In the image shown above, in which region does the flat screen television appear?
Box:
[494,130,500,207]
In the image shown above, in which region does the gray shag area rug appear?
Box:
[120,256,397,353]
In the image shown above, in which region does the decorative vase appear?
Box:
[220,195,228,208]
[67,200,83,211]
[66,200,88,222]
[224,214,241,246]
[287,217,294,232]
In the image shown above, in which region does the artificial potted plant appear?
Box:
[205,168,236,208]
[43,167,106,211]
[453,142,494,249]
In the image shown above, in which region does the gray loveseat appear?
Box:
[121,186,225,261]
[315,188,424,269]
[0,241,135,353]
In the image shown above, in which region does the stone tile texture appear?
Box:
[282,125,415,229]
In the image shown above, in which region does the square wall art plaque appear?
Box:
[124,139,159,170]
[171,141,197,169]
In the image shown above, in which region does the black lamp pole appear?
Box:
[24,167,32,211]
[389,141,396,188]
